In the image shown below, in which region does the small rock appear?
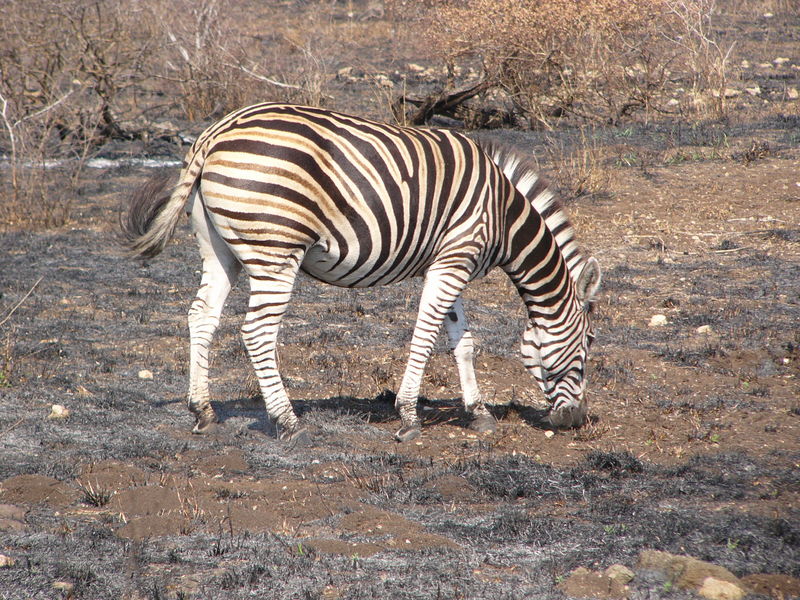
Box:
[52,581,74,595]
[699,576,745,600]
[787,87,799,100]
[605,564,635,585]
[696,325,713,335]
[138,369,153,380]
[48,404,70,420]
[649,314,668,327]
[638,550,742,591]
[544,430,555,439]
[745,85,761,96]
[774,57,790,65]
[0,554,15,567]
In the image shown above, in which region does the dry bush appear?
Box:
[154,0,335,121]
[418,0,735,126]
[544,128,612,200]
[0,0,156,230]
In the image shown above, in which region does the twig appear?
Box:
[0,276,43,328]
[0,418,24,438]
[710,246,750,254]
[227,63,302,90]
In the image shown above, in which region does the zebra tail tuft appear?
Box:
[119,171,184,259]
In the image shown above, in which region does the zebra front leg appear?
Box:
[443,297,496,434]
[187,201,241,433]
[394,268,469,442]
[241,264,309,445]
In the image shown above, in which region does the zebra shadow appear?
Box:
[195,392,570,439]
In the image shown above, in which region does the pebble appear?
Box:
[649,314,668,327]
[52,581,74,594]
[544,430,555,439]
[606,564,635,584]
[138,369,153,380]
[696,325,713,335]
[0,554,15,567]
[48,404,70,420]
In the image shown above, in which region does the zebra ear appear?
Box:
[576,257,601,304]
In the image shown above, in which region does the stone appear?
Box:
[52,581,74,595]
[638,550,742,591]
[48,404,70,419]
[699,577,745,600]
[0,554,15,567]
[649,314,668,327]
[605,564,635,585]
[696,325,713,335]
[138,369,153,380]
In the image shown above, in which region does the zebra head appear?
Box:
[521,257,602,428]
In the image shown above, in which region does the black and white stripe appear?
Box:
[122,103,601,441]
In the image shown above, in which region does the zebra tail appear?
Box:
[119,169,192,259]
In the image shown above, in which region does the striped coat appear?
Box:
[122,103,601,443]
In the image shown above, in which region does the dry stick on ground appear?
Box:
[392,79,494,125]
[0,276,43,328]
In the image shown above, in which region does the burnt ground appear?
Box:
[1,4,800,600]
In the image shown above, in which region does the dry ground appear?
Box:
[1,2,799,599]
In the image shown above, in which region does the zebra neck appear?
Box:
[501,205,577,322]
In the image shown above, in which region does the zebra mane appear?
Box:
[477,139,586,278]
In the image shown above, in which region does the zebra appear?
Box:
[121,103,601,444]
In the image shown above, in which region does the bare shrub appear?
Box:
[663,0,735,117]
[415,0,735,127]
[544,128,612,200]
[155,0,333,121]
[0,0,156,230]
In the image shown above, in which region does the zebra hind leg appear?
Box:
[241,255,310,445]
[444,297,496,435]
[187,198,241,434]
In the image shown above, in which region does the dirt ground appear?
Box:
[1,3,799,599]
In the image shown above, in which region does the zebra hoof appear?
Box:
[546,401,588,429]
[469,412,497,434]
[280,426,312,448]
[191,406,217,434]
[395,425,421,442]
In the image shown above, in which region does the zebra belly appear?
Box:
[300,237,429,288]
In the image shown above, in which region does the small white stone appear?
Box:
[649,314,668,327]
[787,88,799,100]
[48,404,70,420]
[138,369,153,380]
[544,430,555,438]
[0,554,15,567]
[745,85,761,96]
[774,57,790,65]
[696,325,713,335]
[699,576,745,600]
[52,581,75,594]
